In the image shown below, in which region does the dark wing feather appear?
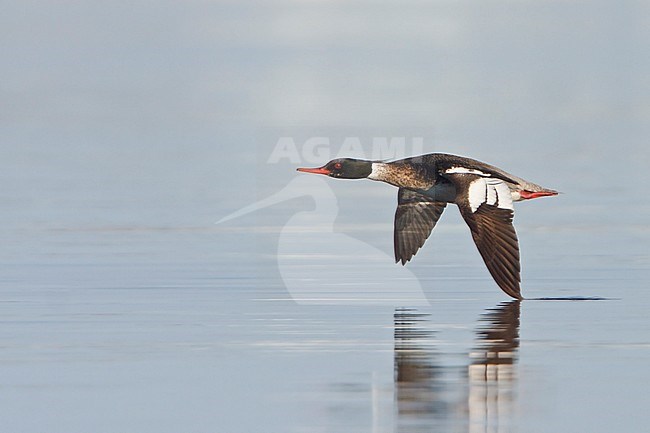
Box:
[461,204,521,299]
[442,173,522,299]
[394,189,447,265]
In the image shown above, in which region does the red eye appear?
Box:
[334,162,342,169]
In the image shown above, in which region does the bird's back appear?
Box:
[398,153,551,192]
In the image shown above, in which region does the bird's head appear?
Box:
[297,158,373,179]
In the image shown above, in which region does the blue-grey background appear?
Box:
[2,1,649,432]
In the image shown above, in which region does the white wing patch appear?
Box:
[445,166,491,177]
[468,178,514,212]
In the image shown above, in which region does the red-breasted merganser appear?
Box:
[297,153,558,299]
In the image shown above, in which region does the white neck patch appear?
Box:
[368,162,388,181]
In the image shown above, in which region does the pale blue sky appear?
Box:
[2,1,649,222]
[3,1,648,137]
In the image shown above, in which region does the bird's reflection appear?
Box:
[394,301,521,432]
[394,308,445,416]
[468,302,520,433]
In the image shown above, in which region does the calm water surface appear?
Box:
[1,146,649,433]
[3,1,650,432]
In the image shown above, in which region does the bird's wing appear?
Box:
[442,172,522,299]
[394,188,447,265]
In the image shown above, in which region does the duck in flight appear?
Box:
[297,153,558,299]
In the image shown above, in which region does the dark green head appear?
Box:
[297,158,373,179]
